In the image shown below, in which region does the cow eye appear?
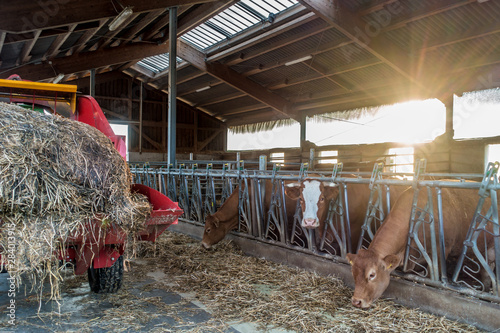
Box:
[368,272,376,280]
[320,196,325,202]
[206,228,211,234]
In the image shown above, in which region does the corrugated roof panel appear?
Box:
[177,75,217,95]
[339,63,405,86]
[275,77,346,98]
[249,63,319,86]
[182,84,241,104]
[230,23,345,73]
[313,45,376,70]
[204,95,267,115]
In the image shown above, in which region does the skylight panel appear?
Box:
[179,0,299,50]
[137,54,183,74]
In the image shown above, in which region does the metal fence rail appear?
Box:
[130,159,500,303]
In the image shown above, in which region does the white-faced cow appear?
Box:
[346,185,496,308]
[284,178,406,251]
[201,180,297,249]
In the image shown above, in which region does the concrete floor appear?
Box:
[0,260,292,333]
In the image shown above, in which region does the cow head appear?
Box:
[201,214,238,249]
[284,179,338,229]
[346,249,401,308]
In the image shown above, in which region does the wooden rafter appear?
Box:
[45,24,77,59]
[139,6,191,40]
[67,19,109,56]
[95,13,141,50]
[122,1,232,76]
[206,7,315,62]
[298,0,425,91]
[115,9,167,46]
[178,40,298,121]
[18,30,41,65]
[168,0,238,40]
[1,41,173,81]
[223,23,331,67]
[197,129,224,151]
[0,0,219,33]
[0,32,6,56]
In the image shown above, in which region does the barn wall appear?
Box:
[68,72,499,173]
[221,137,500,175]
[70,72,226,157]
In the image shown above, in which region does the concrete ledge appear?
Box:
[170,221,500,332]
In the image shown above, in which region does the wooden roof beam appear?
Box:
[305,61,355,91]
[125,2,233,78]
[241,39,353,77]
[114,9,167,46]
[223,22,331,67]
[1,41,173,81]
[421,21,500,52]
[94,13,141,50]
[215,104,270,117]
[298,0,426,91]
[0,0,219,33]
[0,32,7,56]
[158,0,238,44]
[178,40,298,121]
[67,19,109,56]
[266,58,383,91]
[206,6,314,62]
[194,91,246,107]
[18,30,41,65]
[45,24,77,59]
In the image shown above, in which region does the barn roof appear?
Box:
[1,0,499,130]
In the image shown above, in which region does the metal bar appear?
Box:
[90,68,96,97]
[139,81,143,154]
[168,6,178,166]
[436,187,448,284]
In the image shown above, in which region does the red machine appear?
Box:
[0,78,182,293]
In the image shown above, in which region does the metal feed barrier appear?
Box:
[130,159,500,303]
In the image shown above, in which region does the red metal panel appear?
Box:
[74,95,127,159]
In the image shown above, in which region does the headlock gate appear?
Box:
[130,159,500,303]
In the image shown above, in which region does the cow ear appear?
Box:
[284,183,301,200]
[346,253,356,266]
[322,182,339,200]
[382,254,401,272]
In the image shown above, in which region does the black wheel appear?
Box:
[88,255,124,293]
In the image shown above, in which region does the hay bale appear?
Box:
[0,102,151,296]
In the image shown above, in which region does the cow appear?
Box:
[201,180,297,249]
[284,178,406,252]
[345,185,495,308]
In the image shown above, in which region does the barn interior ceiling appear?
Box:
[1,0,499,128]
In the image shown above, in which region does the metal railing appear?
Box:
[130,159,500,303]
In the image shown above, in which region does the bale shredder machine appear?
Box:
[0,77,183,293]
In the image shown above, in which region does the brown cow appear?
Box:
[346,185,495,308]
[201,180,297,249]
[284,178,406,251]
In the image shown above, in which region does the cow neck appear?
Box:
[368,189,414,259]
[215,186,240,222]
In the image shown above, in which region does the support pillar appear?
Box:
[445,95,454,140]
[167,6,178,166]
[90,68,96,97]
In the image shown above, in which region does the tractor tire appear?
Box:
[88,255,124,293]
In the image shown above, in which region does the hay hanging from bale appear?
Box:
[0,102,151,297]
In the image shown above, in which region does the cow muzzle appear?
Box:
[302,218,319,229]
[201,241,212,250]
[351,297,371,309]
